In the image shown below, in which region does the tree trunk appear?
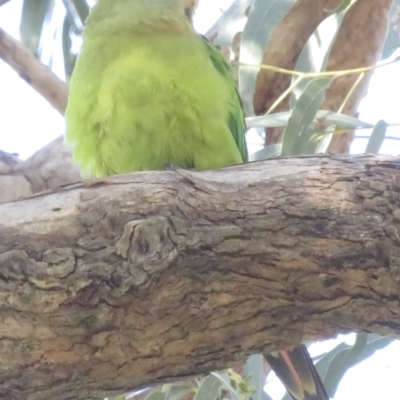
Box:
[1,155,400,399]
[253,0,393,152]
[253,0,344,116]
[325,0,393,153]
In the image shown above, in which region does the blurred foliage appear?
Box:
[20,0,89,78]
[14,0,400,398]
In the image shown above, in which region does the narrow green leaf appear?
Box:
[20,0,53,53]
[70,0,90,25]
[365,120,387,154]
[323,333,392,398]
[356,337,393,362]
[246,110,373,131]
[109,395,126,400]
[381,0,400,59]
[211,372,242,400]
[315,335,393,382]
[165,385,192,400]
[62,14,76,78]
[246,112,291,128]
[282,77,332,156]
[243,354,273,400]
[290,5,347,106]
[249,144,282,161]
[316,110,373,129]
[146,392,165,400]
[314,342,351,381]
[239,0,296,116]
[163,384,173,400]
[61,0,88,77]
[215,0,256,47]
[194,375,223,400]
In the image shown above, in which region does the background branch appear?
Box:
[0,28,69,115]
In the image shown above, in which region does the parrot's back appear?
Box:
[65,6,247,176]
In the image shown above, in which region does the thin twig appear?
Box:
[337,72,365,113]
[237,56,400,79]
[266,76,302,114]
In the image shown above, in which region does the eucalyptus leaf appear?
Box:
[323,333,392,398]
[290,2,349,106]
[243,354,273,400]
[381,0,400,59]
[246,110,373,130]
[215,0,255,47]
[249,144,282,161]
[62,0,85,32]
[165,385,192,400]
[314,342,351,382]
[315,334,393,382]
[70,0,90,26]
[246,112,292,128]
[239,0,296,116]
[145,392,165,400]
[20,0,54,53]
[316,111,373,129]
[211,372,242,400]
[322,334,368,397]
[282,77,332,156]
[365,120,387,154]
[194,374,223,400]
[62,13,77,78]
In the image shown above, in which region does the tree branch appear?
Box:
[0,28,69,115]
[253,0,343,116]
[1,155,400,399]
[325,0,393,153]
[0,137,80,204]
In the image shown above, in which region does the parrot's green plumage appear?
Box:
[65,2,328,400]
[65,0,247,176]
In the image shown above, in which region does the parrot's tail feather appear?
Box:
[264,345,329,400]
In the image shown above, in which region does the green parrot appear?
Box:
[65,0,247,175]
[65,1,328,399]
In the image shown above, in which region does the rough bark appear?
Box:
[1,155,400,399]
[0,137,80,204]
[0,151,30,204]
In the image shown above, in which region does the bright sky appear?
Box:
[0,0,65,159]
[1,1,400,399]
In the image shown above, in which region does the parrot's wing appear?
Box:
[202,37,248,163]
[264,345,329,400]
